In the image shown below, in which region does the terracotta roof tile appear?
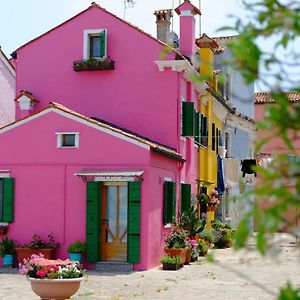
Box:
[254,92,300,104]
[211,35,238,54]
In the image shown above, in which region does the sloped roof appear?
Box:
[0,47,15,74]
[12,2,185,60]
[254,92,300,104]
[212,35,238,54]
[0,102,184,162]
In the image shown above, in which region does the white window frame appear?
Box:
[56,132,80,148]
[83,29,107,61]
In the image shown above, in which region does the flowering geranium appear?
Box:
[164,226,188,249]
[19,254,85,279]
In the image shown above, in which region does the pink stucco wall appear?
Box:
[255,103,300,154]
[0,111,182,270]
[15,5,180,149]
[3,3,201,270]
[0,52,15,126]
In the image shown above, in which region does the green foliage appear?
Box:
[18,234,60,249]
[164,226,188,249]
[67,240,86,253]
[278,282,300,300]
[0,236,15,256]
[198,228,215,244]
[160,255,181,265]
[178,207,206,238]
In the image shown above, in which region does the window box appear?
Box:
[73,58,115,72]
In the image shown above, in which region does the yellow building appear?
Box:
[196,34,230,224]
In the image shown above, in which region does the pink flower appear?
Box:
[36,270,46,277]
[19,267,28,275]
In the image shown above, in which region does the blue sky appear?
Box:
[0,0,242,55]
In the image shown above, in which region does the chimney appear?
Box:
[175,0,201,58]
[196,33,219,81]
[15,90,39,118]
[154,9,173,44]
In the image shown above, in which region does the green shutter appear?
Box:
[182,102,194,137]
[86,182,101,263]
[163,181,176,224]
[2,178,14,223]
[181,183,191,215]
[100,30,106,58]
[128,182,141,263]
[212,123,216,151]
[194,111,200,144]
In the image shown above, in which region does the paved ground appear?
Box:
[0,234,299,300]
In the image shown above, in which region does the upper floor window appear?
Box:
[56,132,80,148]
[83,29,107,60]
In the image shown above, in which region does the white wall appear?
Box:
[0,51,15,127]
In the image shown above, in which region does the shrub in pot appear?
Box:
[0,235,15,266]
[163,226,188,265]
[16,234,60,264]
[160,255,182,270]
[198,228,215,247]
[67,240,85,262]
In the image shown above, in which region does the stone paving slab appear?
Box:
[0,234,299,300]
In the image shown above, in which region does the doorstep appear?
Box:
[94,261,133,272]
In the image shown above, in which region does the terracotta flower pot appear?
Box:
[184,248,192,265]
[16,248,54,264]
[28,277,83,300]
[162,263,180,270]
[164,248,186,265]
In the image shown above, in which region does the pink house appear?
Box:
[0,1,203,270]
[0,48,15,127]
[255,92,300,231]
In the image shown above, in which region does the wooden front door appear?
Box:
[100,182,128,261]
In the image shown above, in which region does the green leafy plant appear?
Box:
[160,255,181,264]
[163,226,188,249]
[198,228,215,244]
[178,207,206,238]
[17,234,60,249]
[73,58,115,71]
[67,241,86,253]
[0,236,15,256]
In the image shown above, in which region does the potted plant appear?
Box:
[67,240,85,262]
[178,208,206,264]
[198,228,215,248]
[0,236,15,266]
[197,193,209,215]
[211,220,233,248]
[207,189,220,212]
[160,255,182,270]
[196,238,208,256]
[163,226,188,265]
[15,234,60,264]
[19,254,85,299]
[73,57,115,71]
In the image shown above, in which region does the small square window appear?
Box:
[56,132,79,148]
[62,134,76,147]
